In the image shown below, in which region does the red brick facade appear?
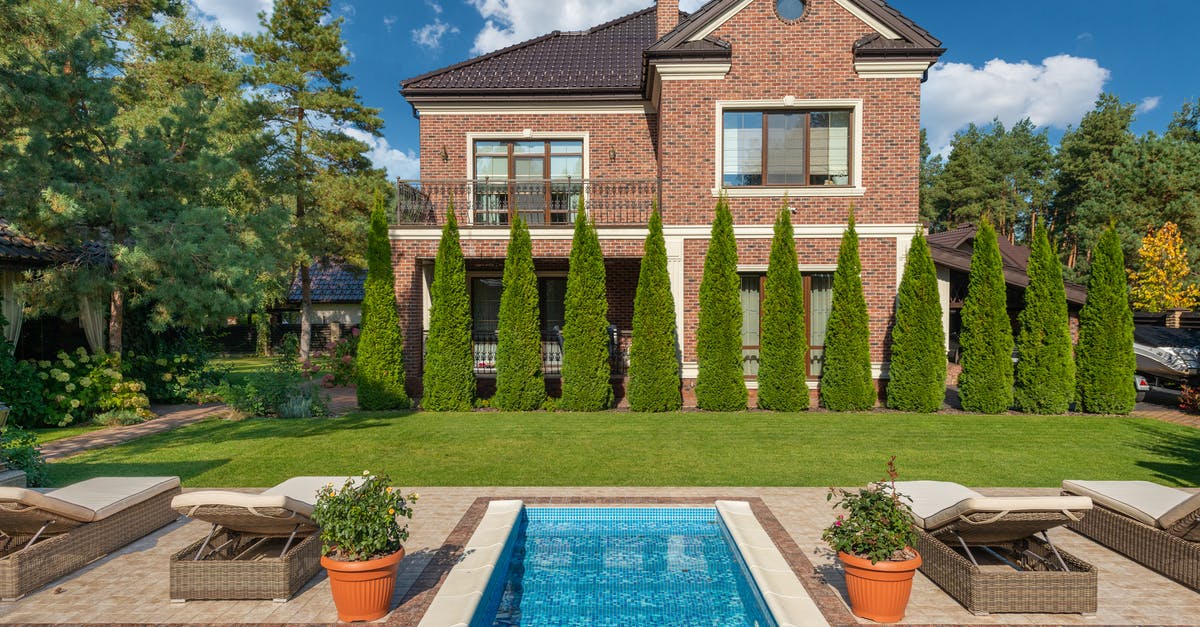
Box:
[394,0,934,405]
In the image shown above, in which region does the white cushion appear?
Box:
[263,476,355,502]
[896,480,1091,530]
[890,481,980,527]
[1063,480,1196,529]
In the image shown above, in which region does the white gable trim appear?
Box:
[854,60,932,79]
[687,0,901,42]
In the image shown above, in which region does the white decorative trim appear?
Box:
[416,102,652,115]
[853,61,932,79]
[895,230,915,290]
[681,361,699,379]
[688,0,755,41]
[832,0,902,39]
[654,62,732,81]
[714,99,864,196]
[390,223,923,240]
[737,263,838,273]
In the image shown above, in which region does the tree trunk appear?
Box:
[299,263,313,362]
[108,286,124,354]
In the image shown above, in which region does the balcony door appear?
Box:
[473,140,583,226]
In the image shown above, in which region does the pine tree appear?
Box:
[958,218,1014,413]
[758,203,808,411]
[1077,225,1137,414]
[628,204,682,412]
[886,232,946,412]
[356,194,409,410]
[561,200,612,411]
[493,217,546,411]
[820,210,875,411]
[1014,222,1074,414]
[695,195,747,411]
[422,202,474,411]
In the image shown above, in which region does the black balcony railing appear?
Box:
[396,179,659,227]
[421,329,630,377]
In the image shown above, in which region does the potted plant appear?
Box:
[313,472,417,622]
[822,458,920,623]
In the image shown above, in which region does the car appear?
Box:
[1135,373,1151,403]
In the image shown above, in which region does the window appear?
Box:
[473,140,584,225]
[775,0,806,20]
[739,272,834,378]
[469,276,568,374]
[722,110,850,188]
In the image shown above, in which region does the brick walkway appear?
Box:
[41,386,360,462]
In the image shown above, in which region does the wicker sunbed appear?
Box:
[169,476,349,602]
[1063,479,1200,590]
[895,481,1096,615]
[0,476,181,600]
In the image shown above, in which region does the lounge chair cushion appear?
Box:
[171,476,353,536]
[894,480,1092,531]
[1063,480,1200,531]
[0,476,180,525]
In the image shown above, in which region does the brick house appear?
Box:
[395,0,943,404]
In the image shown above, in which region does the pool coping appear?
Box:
[386,496,856,627]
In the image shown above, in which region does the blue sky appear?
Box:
[190,0,1200,177]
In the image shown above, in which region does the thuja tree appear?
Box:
[1014,222,1075,414]
[695,195,747,411]
[820,210,875,411]
[958,218,1013,413]
[357,195,409,410]
[1077,225,1136,414]
[422,202,474,411]
[561,202,612,411]
[758,204,808,411]
[493,217,546,411]
[627,204,681,412]
[886,232,946,412]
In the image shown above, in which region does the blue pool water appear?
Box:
[475,507,776,627]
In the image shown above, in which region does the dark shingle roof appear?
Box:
[287,263,366,305]
[927,225,1088,305]
[0,220,71,268]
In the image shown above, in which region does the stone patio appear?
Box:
[0,486,1196,625]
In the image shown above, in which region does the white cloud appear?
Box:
[343,128,420,181]
[680,0,707,10]
[467,0,652,54]
[383,16,397,32]
[922,55,1110,154]
[425,0,444,14]
[189,0,273,34]
[412,20,460,50]
[1139,96,1162,114]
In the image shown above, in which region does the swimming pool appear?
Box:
[417,500,827,627]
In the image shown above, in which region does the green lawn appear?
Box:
[33,424,104,445]
[211,356,273,386]
[45,411,1200,489]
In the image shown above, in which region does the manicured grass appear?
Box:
[212,356,274,386]
[46,411,1200,489]
[32,424,104,445]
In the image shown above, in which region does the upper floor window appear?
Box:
[722,110,851,188]
[474,140,583,181]
[472,139,584,225]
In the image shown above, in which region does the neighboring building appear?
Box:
[0,220,91,358]
[927,225,1087,360]
[284,262,366,327]
[395,0,944,403]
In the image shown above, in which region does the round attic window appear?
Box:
[775,0,806,21]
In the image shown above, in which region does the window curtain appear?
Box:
[80,295,106,353]
[740,275,761,377]
[1,271,23,350]
[808,274,834,377]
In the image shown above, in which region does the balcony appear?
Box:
[421,329,631,377]
[395,179,659,227]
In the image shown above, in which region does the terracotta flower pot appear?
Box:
[838,549,921,623]
[321,548,405,622]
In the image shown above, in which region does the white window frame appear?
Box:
[464,132,590,225]
[713,99,864,198]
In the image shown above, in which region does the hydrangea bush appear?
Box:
[312,472,417,562]
[36,349,152,426]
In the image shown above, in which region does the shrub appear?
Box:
[820,210,875,411]
[357,194,410,410]
[494,216,546,411]
[1181,385,1200,413]
[313,472,417,562]
[695,194,747,411]
[312,331,358,388]
[561,203,612,411]
[422,203,475,411]
[627,203,681,412]
[0,427,47,487]
[1077,224,1137,414]
[35,349,152,427]
[127,350,223,404]
[1014,222,1075,414]
[822,457,917,564]
[95,409,150,426]
[958,218,1014,413]
[886,232,946,412]
[758,203,808,411]
[220,352,329,418]
[0,332,50,428]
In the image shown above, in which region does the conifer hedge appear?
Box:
[356,195,410,410]
[958,218,1014,413]
[886,232,946,412]
[1014,222,1075,414]
[422,203,474,411]
[493,217,546,411]
[695,195,747,411]
[819,210,876,411]
[560,200,612,411]
[1077,224,1136,414]
[757,204,808,411]
[627,204,682,412]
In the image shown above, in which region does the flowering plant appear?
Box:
[822,457,917,564]
[312,472,417,562]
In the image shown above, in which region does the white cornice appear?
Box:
[389,223,921,240]
[853,60,932,79]
[415,101,652,115]
[653,62,732,81]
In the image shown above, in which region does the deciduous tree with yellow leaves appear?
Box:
[1128,222,1200,312]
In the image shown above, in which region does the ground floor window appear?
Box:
[469,276,567,373]
[739,272,833,378]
